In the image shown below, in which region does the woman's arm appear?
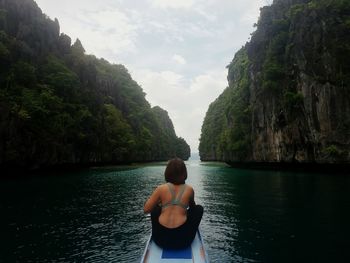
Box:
[144,186,161,214]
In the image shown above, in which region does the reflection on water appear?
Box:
[199,164,350,263]
[1,161,349,262]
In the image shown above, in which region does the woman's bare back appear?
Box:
[158,183,194,228]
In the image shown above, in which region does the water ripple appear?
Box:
[1,161,350,262]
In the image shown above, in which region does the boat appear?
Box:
[140,230,209,262]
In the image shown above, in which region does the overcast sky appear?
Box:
[35,0,268,153]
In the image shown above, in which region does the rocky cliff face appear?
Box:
[199,0,350,165]
[151,106,191,160]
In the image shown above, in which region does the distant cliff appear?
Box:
[0,0,190,170]
[151,106,191,161]
[199,0,350,167]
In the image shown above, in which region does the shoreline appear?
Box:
[0,159,174,178]
[2,159,349,178]
[225,161,350,174]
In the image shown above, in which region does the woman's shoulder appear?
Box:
[184,183,192,188]
[184,183,194,193]
[158,182,193,190]
[157,183,170,191]
[184,184,193,189]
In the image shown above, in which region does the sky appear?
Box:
[35,0,269,153]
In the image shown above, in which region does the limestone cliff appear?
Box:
[0,0,191,171]
[199,0,350,167]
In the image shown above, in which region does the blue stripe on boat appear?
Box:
[140,231,209,262]
[162,246,192,259]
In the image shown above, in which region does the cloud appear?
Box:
[239,0,265,25]
[172,54,187,65]
[131,69,186,108]
[149,0,196,9]
[35,0,267,152]
[189,70,227,101]
[73,9,139,56]
[131,68,227,151]
[35,1,139,59]
[194,8,217,22]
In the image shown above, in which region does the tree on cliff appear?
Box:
[199,0,350,164]
[0,0,190,169]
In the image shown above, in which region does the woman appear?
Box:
[144,158,203,249]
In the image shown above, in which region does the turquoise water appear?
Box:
[0,161,349,262]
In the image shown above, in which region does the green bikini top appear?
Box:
[161,183,188,210]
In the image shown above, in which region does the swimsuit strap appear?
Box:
[175,184,186,203]
[162,183,188,209]
[167,183,176,200]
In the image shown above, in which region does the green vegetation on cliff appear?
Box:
[199,48,251,161]
[200,0,350,164]
[0,0,190,169]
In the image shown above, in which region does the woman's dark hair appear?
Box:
[164,158,187,185]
